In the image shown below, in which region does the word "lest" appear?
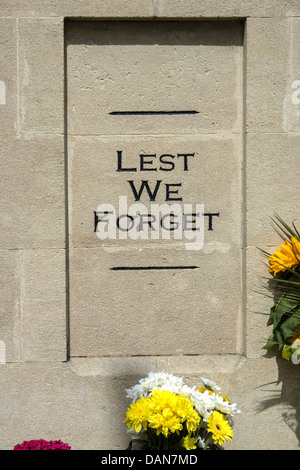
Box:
[117,150,195,172]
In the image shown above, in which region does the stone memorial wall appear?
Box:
[0,0,300,450]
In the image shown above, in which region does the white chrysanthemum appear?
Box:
[200,377,221,393]
[125,372,185,401]
[189,389,217,420]
[214,395,242,416]
[175,383,197,397]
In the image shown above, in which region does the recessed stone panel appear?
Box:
[67,20,244,357]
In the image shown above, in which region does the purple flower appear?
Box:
[14,439,72,450]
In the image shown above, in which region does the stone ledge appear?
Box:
[69,354,246,378]
[0,0,298,19]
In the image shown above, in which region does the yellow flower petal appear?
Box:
[207,411,233,446]
[182,434,197,450]
[269,237,300,276]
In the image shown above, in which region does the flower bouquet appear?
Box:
[260,215,300,363]
[124,372,241,450]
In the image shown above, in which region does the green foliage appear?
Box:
[260,215,300,356]
[263,289,300,350]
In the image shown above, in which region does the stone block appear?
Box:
[68,134,243,249]
[21,299,66,361]
[0,0,294,19]
[66,20,243,136]
[0,134,65,249]
[246,18,291,133]
[155,0,288,18]
[287,0,300,17]
[246,133,300,246]
[18,18,64,133]
[69,245,242,357]
[0,251,21,363]
[21,249,66,302]
[0,0,154,19]
[20,249,66,361]
[0,18,17,134]
[0,248,66,363]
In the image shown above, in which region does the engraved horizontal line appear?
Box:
[110,266,199,271]
[109,110,199,116]
[67,131,243,137]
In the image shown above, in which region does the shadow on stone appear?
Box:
[256,350,300,447]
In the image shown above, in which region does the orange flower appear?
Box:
[269,236,300,276]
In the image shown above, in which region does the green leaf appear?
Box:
[263,331,284,350]
[272,213,299,241]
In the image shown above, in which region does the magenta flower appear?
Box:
[14,439,72,450]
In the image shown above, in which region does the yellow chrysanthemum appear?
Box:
[269,236,300,276]
[207,411,233,446]
[182,434,197,450]
[123,396,150,433]
[147,389,200,438]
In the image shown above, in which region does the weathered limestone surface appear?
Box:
[67,19,244,358]
[0,251,21,363]
[68,134,242,248]
[0,19,17,135]
[66,20,243,136]
[0,0,299,18]
[0,135,65,249]
[246,133,300,246]
[69,246,242,356]
[0,248,66,363]
[18,18,64,134]
[0,0,299,451]
[20,249,66,361]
